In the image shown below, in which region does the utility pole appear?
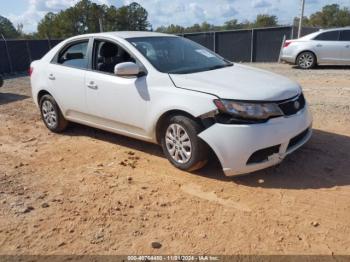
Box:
[298,0,305,38]
[99,18,103,32]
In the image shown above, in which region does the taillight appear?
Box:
[283,41,292,48]
[28,67,33,76]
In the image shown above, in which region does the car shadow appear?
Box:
[65,123,164,158]
[292,65,350,70]
[64,124,350,190]
[0,92,29,106]
[196,129,350,190]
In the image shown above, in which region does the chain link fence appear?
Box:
[0,39,62,75]
[183,26,319,63]
[0,26,319,75]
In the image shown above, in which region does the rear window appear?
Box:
[340,30,350,41]
[314,31,340,41]
[57,41,89,69]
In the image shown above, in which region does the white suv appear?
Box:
[281,28,350,69]
[30,32,312,176]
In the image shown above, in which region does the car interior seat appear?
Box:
[97,42,119,73]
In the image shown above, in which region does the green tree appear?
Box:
[254,14,278,28]
[223,19,240,30]
[293,16,310,27]
[156,24,185,34]
[37,12,59,38]
[126,2,150,30]
[37,0,150,38]
[0,15,19,39]
[307,4,350,27]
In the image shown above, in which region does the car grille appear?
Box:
[287,128,309,150]
[278,93,306,116]
[247,145,281,164]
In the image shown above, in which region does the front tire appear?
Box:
[297,51,316,69]
[160,115,209,172]
[39,94,68,133]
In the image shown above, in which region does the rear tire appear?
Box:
[39,94,68,133]
[297,51,316,69]
[160,115,209,172]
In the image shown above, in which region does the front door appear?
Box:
[85,39,149,138]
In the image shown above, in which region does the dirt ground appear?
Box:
[0,63,349,255]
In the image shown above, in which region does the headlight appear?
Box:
[214,99,283,120]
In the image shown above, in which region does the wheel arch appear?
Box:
[37,90,53,104]
[155,109,202,144]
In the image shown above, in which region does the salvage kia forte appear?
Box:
[30,32,312,176]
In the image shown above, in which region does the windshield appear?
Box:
[127,36,233,74]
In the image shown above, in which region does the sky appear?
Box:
[1,0,349,33]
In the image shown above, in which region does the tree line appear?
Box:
[0,1,349,39]
[156,4,350,34]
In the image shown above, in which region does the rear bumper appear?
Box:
[280,47,297,64]
[280,54,296,64]
[198,105,313,176]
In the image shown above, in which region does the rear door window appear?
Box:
[57,41,89,69]
[314,31,340,41]
[340,30,350,41]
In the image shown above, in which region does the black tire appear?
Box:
[160,115,209,172]
[297,51,316,69]
[39,94,68,133]
[0,76,3,87]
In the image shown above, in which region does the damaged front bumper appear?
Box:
[198,105,313,176]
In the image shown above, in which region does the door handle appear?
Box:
[345,45,350,48]
[48,74,55,80]
[316,44,323,47]
[87,81,98,90]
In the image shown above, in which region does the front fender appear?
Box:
[146,86,217,141]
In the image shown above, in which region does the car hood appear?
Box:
[169,64,301,101]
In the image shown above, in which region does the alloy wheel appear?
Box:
[165,123,192,164]
[41,100,57,129]
[298,53,314,69]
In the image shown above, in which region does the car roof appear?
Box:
[318,27,350,32]
[299,27,350,40]
[106,31,177,38]
[72,31,177,40]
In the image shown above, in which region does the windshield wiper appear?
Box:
[207,63,233,71]
[168,63,233,74]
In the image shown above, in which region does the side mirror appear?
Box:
[114,62,140,77]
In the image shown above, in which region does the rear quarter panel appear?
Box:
[284,41,317,63]
[30,60,49,107]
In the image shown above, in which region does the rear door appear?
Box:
[340,30,350,63]
[312,30,342,63]
[47,39,91,116]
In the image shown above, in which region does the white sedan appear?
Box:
[30,31,312,176]
[281,27,350,69]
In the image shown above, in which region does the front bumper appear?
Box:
[198,105,313,176]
